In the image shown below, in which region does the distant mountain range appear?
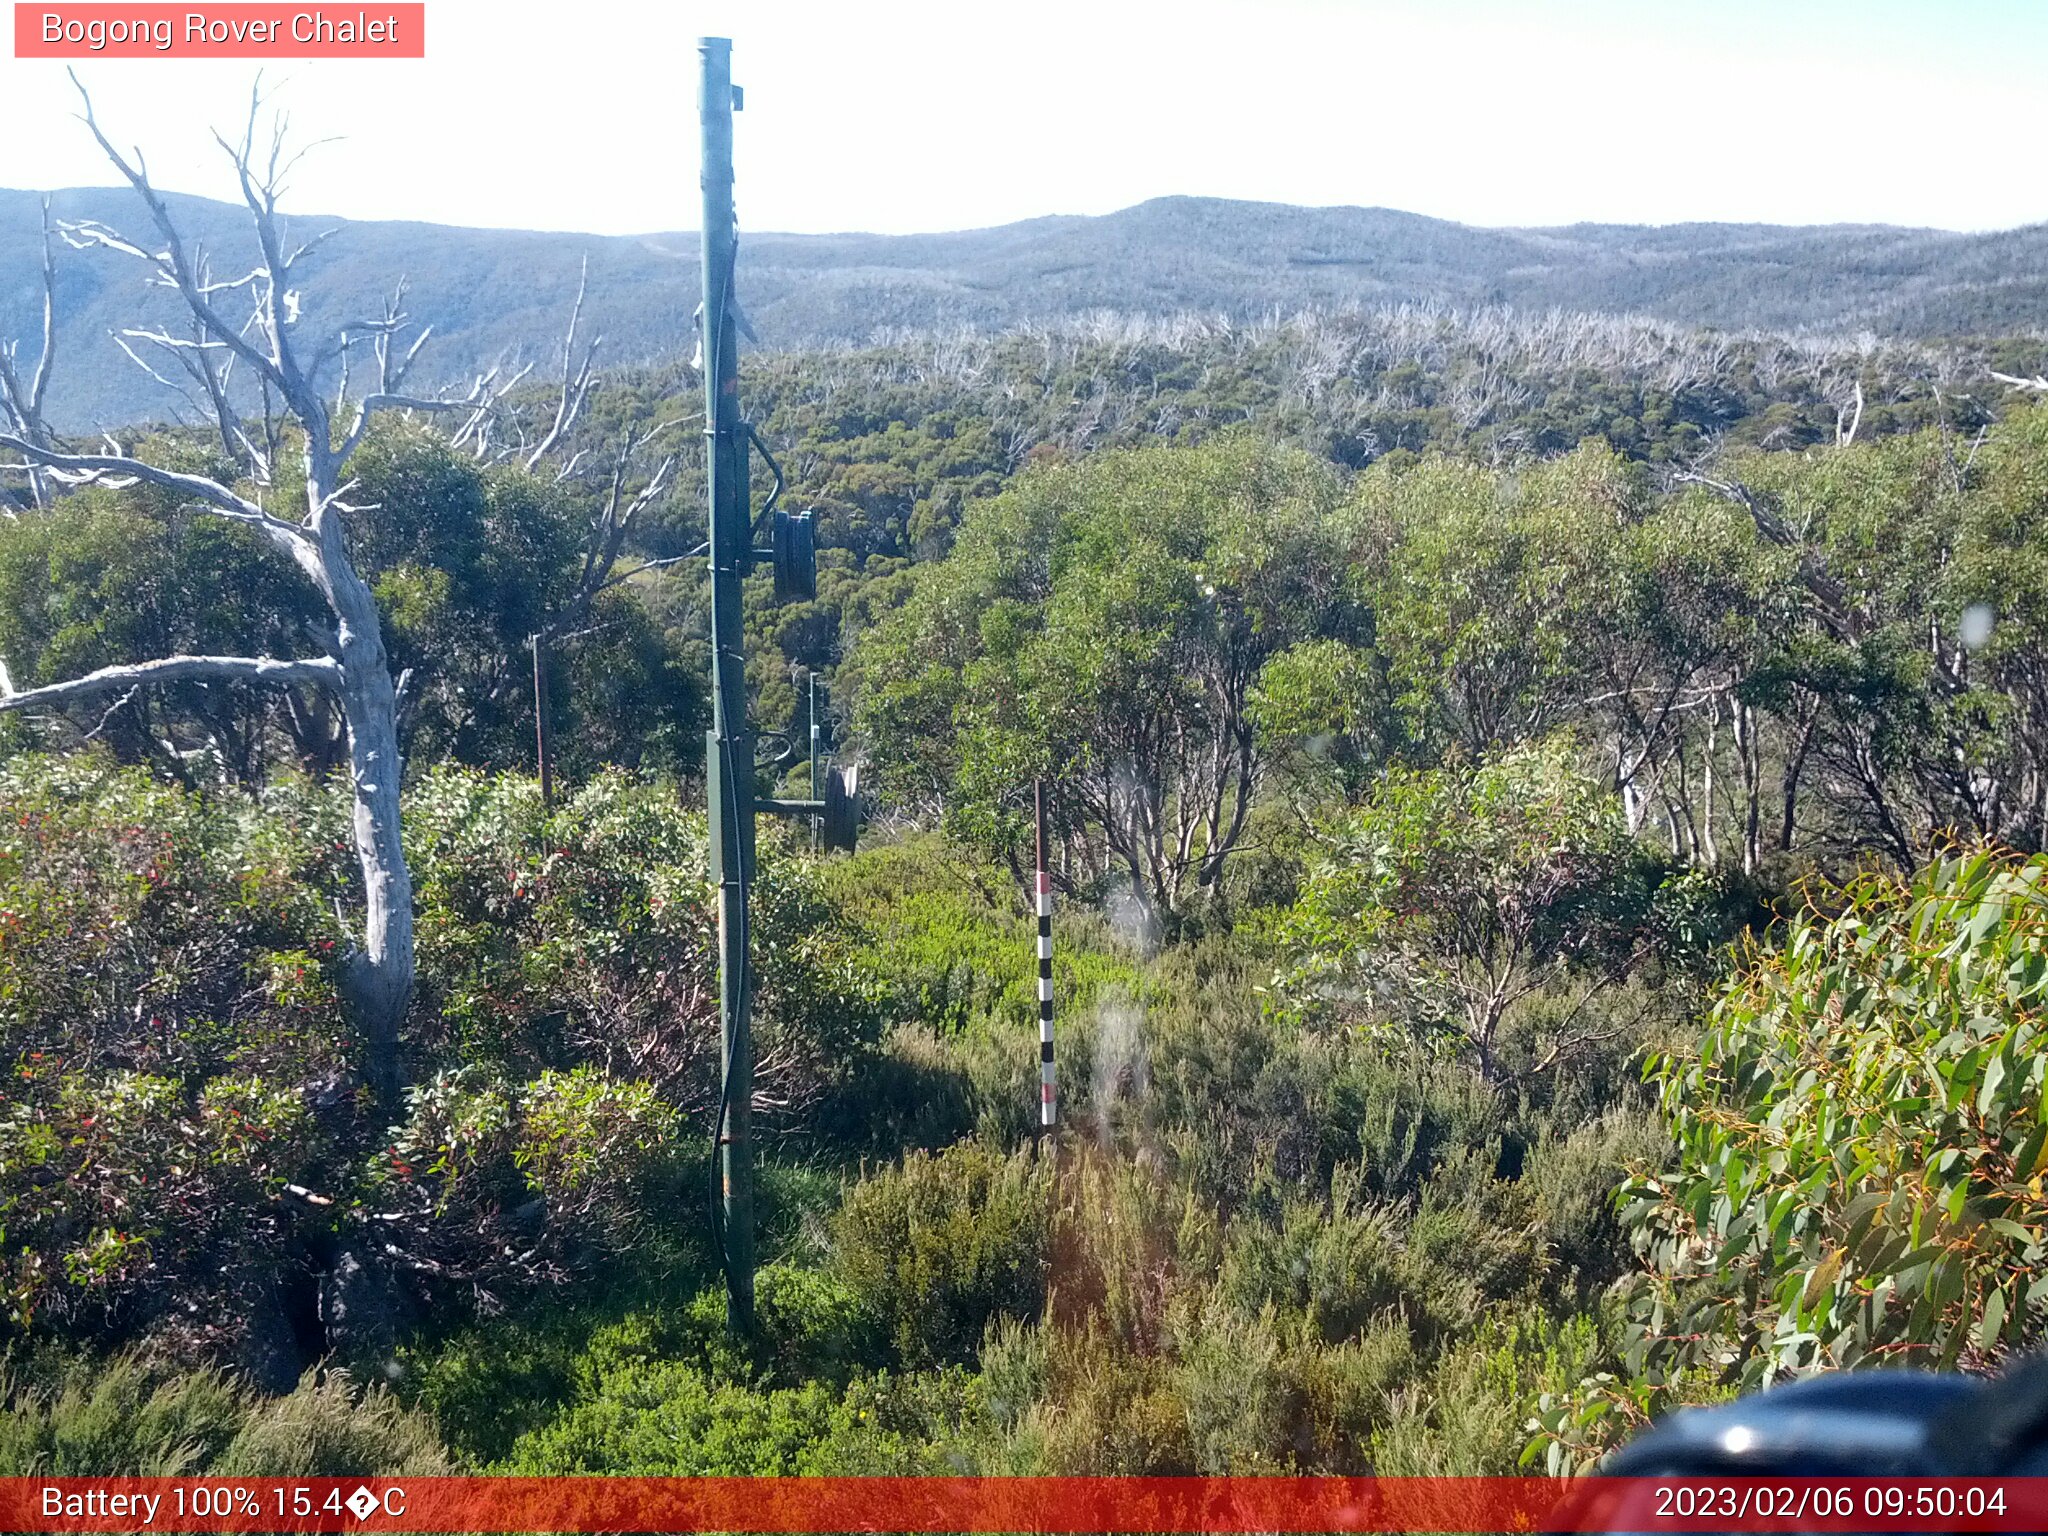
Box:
[5,187,2047,429]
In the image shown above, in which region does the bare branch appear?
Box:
[109,332,210,418]
[282,225,341,272]
[447,359,533,457]
[78,686,143,742]
[27,197,55,423]
[0,197,59,508]
[67,72,298,407]
[0,432,308,553]
[586,548,698,597]
[336,391,473,464]
[0,652,342,714]
[1835,378,1864,448]
[525,255,599,471]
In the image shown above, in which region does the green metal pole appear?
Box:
[700,34,755,1332]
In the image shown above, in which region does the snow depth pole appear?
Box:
[1035,779,1056,1130]
[700,34,756,1333]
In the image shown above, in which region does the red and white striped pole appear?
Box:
[1034,778,1056,1129]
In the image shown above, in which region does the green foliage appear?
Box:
[855,434,1360,918]
[1272,741,1705,1082]
[0,755,886,1369]
[1353,448,1634,752]
[0,756,349,1338]
[818,834,1148,1035]
[499,1362,838,1475]
[1369,1309,1604,1476]
[0,1354,246,1475]
[364,1065,681,1293]
[833,1141,1053,1369]
[0,1354,452,1476]
[347,429,701,779]
[499,1353,992,1476]
[398,1317,577,1466]
[29,320,2048,1480]
[0,427,698,786]
[1215,1169,1444,1343]
[0,459,323,781]
[214,1369,453,1476]
[406,765,882,1123]
[1615,849,2048,1402]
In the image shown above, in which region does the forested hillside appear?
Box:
[8,156,2048,1479]
[9,183,2048,427]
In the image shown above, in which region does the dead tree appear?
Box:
[0,80,490,1107]
[0,197,57,512]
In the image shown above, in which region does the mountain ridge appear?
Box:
[6,188,2045,428]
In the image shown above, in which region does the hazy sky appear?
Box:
[2,0,2043,236]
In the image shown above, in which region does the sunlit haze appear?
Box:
[3,0,2045,236]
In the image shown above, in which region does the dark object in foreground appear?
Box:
[1542,1360,2048,1534]
[1606,1372,1980,1477]
[1608,1353,2048,1475]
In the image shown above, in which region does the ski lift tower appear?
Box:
[698,36,860,1332]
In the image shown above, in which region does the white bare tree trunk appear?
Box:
[319,511,413,1101]
[0,79,476,1106]
[0,78,681,1105]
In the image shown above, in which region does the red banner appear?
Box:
[0,1476,2045,1533]
[13,5,424,58]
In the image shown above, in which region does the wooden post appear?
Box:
[532,634,554,810]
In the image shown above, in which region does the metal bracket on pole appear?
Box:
[756,761,860,853]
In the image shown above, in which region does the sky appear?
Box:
[2,0,2044,237]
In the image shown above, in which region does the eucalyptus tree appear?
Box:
[856,435,1359,919]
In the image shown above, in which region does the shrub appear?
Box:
[1270,741,1701,1085]
[833,1141,1052,1368]
[364,1065,683,1305]
[0,756,350,1343]
[0,1354,454,1477]
[819,833,1150,1036]
[407,767,883,1125]
[1370,1309,1600,1476]
[498,1361,839,1475]
[1279,1317,1416,1472]
[1175,1301,1287,1472]
[1018,1328,1195,1474]
[501,1348,993,1478]
[0,756,888,1371]
[216,1369,453,1475]
[1521,1108,1667,1300]
[1216,1170,1410,1345]
[399,1317,577,1466]
[1537,850,2048,1469]
[0,1354,247,1475]
[1140,959,1512,1212]
[1619,849,2048,1393]
[1046,1151,1218,1355]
